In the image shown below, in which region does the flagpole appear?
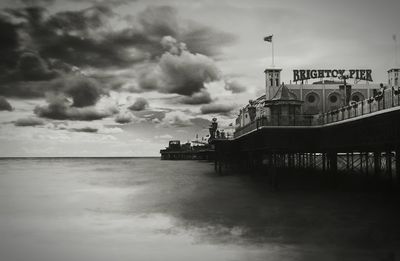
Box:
[272,35,275,68]
[395,34,398,68]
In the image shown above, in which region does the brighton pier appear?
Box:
[210,66,400,190]
[293,69,373,82]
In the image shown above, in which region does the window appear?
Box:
[396,78,398,86]
[270,79,273,86]
[307,95,316,103]
[351,92,364,102]
[329,95,338,103]
[276,79,279,86]
[306,92,319,104]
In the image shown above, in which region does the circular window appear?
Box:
[307,95,316,103]
[329,95,338,103]
[306,93,319,104]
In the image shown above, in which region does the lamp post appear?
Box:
[339,74,351,105]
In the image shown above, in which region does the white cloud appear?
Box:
[154,134,173,140]
[161,111,193,127]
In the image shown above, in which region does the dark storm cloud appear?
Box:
[138,36,220,102]
[16,52,59,81]
[14,117,45,126]
[0,73,105,102]
[19,0,55,6]
[45,5,113,33]
[128,97,148,111]
[0,96,13,111]
[0,4,234,106]
[0,14,19,74]
[34,94,113,121]
[0,81,49,98]
[61,76,106,107]
[1,4,235,71]
[200,103,236,115]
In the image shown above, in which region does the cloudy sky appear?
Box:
[0,0,399,157]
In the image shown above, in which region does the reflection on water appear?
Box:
[0,158,399,261]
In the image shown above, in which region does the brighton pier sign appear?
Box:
[293,69,373,82]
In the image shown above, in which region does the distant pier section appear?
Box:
[160,140,215,160]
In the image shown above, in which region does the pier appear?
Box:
[211,85,400,189]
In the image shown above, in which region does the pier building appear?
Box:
[235,68,390,129]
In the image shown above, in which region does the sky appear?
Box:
[0,0,399,157]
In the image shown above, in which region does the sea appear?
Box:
[0,158,399,261]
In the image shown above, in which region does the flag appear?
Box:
[264,35,273,42]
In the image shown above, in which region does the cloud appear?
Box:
[19,0,55,6]
[15,52,59,81]
[0,4,235,109]
[139,38,220,96]
[115,111,134,124]
[137,36,220,104]
[1,4,234,72]
[154,134,173,140]
[61,75,106,107]
[0,64,107,104]
[72,127,98,133]
[14,117,45,126]
[178,90,212,105]
[224,80,247,93]
[200,103,236,115]
[162,111,193,127]
[98,126,123,134]
[128,97,148,111]
[181,22,237,58]
[34,93,114,121]
[0,96,13,111]
[0,15,19,75]
[72,126,123,134]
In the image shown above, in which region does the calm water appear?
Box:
[0,158,399,261]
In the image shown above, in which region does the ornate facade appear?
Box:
[235,67,399,130]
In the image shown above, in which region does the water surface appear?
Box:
[0,158,399,261]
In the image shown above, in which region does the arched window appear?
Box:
[351,92,364,102]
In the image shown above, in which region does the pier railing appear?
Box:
[234,87,400,138]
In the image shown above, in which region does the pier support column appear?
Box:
[351,152,354,172]
[328,152,337,173]
[374,152,381,179]
[386,151,393,182]
[396,149,400,186]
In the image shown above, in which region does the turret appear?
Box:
[265,68,282,100]
[388,68,399,88]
